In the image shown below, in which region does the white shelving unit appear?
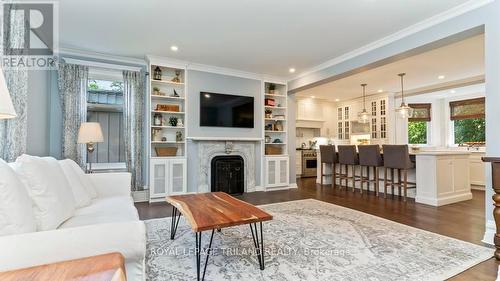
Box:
[147,60,188,202]
[263,81,289,189]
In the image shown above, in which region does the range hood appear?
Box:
[296,118,325,129]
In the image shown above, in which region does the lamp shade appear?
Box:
[0,69,16,119]
[77,122,104,144]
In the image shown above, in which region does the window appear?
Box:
[344,106,349,120]
[337,107,342,120]
[408,103,431,145]
[408,121,427,144]
[87,78,125,166]
[449,98,485,145]
[454,118,485,144]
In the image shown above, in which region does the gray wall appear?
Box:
[26,70,51,156]
[185,70,263,191]
[186,70,262,138]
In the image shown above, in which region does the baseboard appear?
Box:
[132,190,149,202]
[254,185,265,192]
[415,192,473,207]
[265,183,297,191]
[482,219,495,245]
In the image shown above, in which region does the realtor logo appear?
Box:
[2,2,58,69]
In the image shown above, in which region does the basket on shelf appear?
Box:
[265,145,282,155]
[155,147,178,157]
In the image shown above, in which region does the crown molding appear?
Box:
[290,0,492,82]
[59,47,147,66]
[146,54,288,82]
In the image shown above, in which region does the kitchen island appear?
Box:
[317,149,472,206]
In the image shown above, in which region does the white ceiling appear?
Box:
[59,0,473,77]
[296,34,484,101]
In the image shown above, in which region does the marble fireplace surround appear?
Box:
[195,139,258,193]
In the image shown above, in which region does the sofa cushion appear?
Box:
[59,160,92,208]
[0,159,36,236]
[64,160,98,198]
[14,155,76,231]
[59,196,139,229]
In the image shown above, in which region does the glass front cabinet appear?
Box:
[150,158,187,201]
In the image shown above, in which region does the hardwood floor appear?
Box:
[135,177,498,280]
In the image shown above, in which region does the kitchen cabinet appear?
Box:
[150,158,187,201]
[470,152,486,186]
[265,156,289,188]
[296,151,302,177]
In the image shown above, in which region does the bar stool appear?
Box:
[382,145,416,201]
[358,145,383,196]
[337,145,359,192]
[319,145,337,188]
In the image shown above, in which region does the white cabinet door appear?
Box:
[169,158,187,195]
[150,159,168,198]
[278,158,289,186]
[265,157,289,188]
[266,159,277,186]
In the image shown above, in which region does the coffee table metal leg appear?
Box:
[249,222,265,270]
[195,230,215,281]
[170,206,181,240]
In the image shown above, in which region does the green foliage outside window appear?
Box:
[408,121,427,144]
[454,117,485,144]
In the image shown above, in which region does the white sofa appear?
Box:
[0,157,146,281]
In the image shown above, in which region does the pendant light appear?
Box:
[395,73,413,119]
[358,83,370,123]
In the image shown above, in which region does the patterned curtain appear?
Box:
[123,70,145,191]
[0,5,28,162]
[58,63,89,167]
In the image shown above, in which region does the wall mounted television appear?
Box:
[200,92,254,128]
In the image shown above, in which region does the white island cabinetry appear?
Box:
[415,151,472,206]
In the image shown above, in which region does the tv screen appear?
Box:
[200,92,254,128]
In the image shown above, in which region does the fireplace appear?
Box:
[211,155,244,194]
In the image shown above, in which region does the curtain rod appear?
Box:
[62,57,143,72]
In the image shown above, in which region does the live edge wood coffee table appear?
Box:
[166,192,273,281]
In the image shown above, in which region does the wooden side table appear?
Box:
[482,157,500,260]
[0,252,126,281]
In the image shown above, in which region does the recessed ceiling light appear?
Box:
[438,75,445,80]
[335,99,340,102]
[311,96,315,98]
[377,89,383,93]
[450,90,456,94]
[289,68,296,73]
[170,45,179,52]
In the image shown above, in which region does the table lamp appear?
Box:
[0,69,16,119]
[77,122,104,173]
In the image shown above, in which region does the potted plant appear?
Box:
[169,116,178,127]
[153,87,161,95]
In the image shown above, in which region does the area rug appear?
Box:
[145,199,492,281]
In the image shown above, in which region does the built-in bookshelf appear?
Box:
[149,64,187,158]
[147,61,189,202]
[263,82,288,156]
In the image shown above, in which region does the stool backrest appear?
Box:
[319,145,336,163]
[358,145,383,167]
[338,145,358,165]
[382,145,413,169]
